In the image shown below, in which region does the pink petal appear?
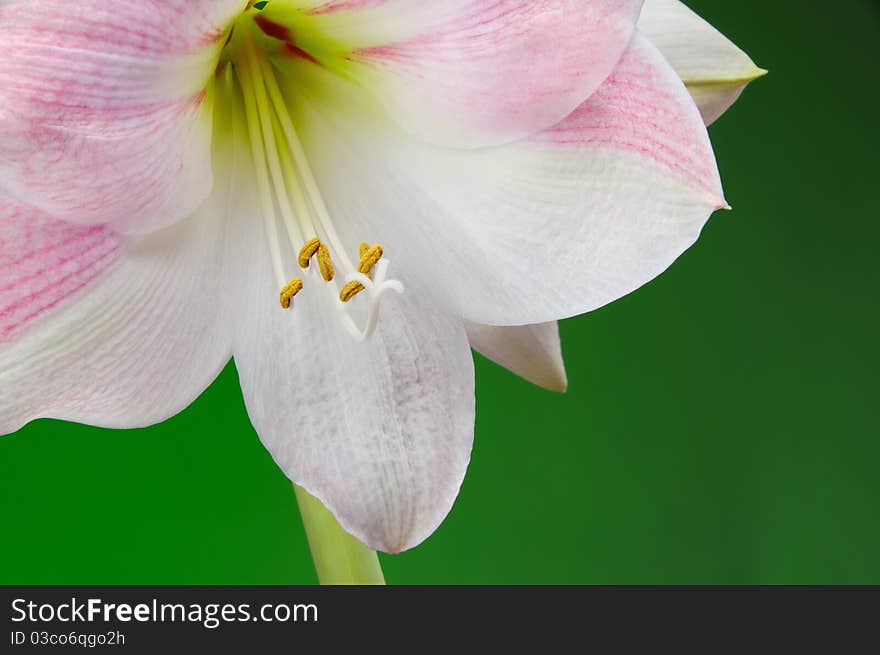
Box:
[530,34,721,200]
[0,188,233,434]
[0,1,245,233]
[286,0,643,147]
[0,199,122,343]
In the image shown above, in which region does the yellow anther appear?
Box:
[358,244,383,277]
[316,243,335,281]
[279,277,303,309]
[339,280,365,303]
[340,243,384,303]
[298,238,320,269]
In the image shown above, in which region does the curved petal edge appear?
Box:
[466,321,568,392]
[638,0,766,124]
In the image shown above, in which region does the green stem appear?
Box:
[293,485,386,585]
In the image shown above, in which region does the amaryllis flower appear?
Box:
[0,0,762,553]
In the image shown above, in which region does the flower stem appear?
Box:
[293,485,386,585]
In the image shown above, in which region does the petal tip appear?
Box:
[512,353,568,393]
[724,66,768,87]
[293,456,470,555]
[541,368,569,394]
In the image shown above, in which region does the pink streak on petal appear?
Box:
[533,39,724,202]
[0,203,122,342]
[0,1,245,233]
[306,0,390,15]
[342,1,643,147]
[251,15,324,66]
[282,43,324,67]
[0,95,209,234]
[254,14,294,41]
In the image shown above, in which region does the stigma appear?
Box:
[221,6,403,342]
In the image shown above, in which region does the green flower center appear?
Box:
[220,1,355,78]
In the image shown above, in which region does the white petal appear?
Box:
[220,117,475,553]
[466,321,567,392]
[638,0,766,124]
[234,284,475,554]
[0,186,233,434]
[290,34,725,326]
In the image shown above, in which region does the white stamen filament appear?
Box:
[345,260,405,340]
[259,57,356,274]
[246,44,306,252]
[235,32,402,341]
[237,51,288,291]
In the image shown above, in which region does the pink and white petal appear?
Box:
[293,34,726,326]
[0,201,122,344]
[0,189,232,434]
[0,100,216,235]
[221,140,474,552]
[638,0,765,125]
[276,0,642,147]
[466,321,567,392]
[0,0,246,233]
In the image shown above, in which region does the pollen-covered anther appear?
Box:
[339,280,364,303]
[298,237,320,269]
[358,244,384,277]
[279,277,303,309]
[340,243,384,302]
[298,237,335,281]
[316,244,335,282]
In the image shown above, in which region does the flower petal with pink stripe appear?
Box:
[0,200,122,343]
[261,0,643,147]
[0,192,232,434]
[0,0,245,234]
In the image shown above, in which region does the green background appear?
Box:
[1,0,878,584]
